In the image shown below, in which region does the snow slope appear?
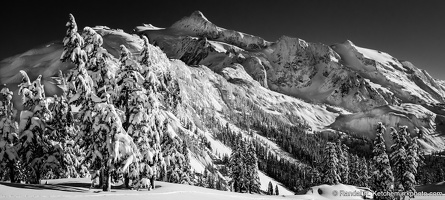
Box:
[2,179,441,200]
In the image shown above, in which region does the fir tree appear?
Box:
[16,72,62,184]
[267,181,273,195]
[82,27,114,92]
[0,86,19,182]
[337,141,349,184]
[49,93,79,178]
[371,122,394,200]
[358,157,369,187]
[116,45,144,130]
[404,139,419,198]
[229,134,246,192]
[275,184,279,195]
[349,154,360,186]
[245,140,260,193]
[389,127,407,197]
[324,142,340,185]
[90,102,140,191]
[61,14,85,63]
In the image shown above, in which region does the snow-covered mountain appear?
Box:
[2,10,445,193]
[135,11,445,152]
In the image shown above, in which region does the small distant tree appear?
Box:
[275,184,279,195]
[229,134,246,192]
[245,140,260,193]
[267,181,273,195]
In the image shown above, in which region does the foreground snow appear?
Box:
[0,178,290,200]
[0,178,443,200]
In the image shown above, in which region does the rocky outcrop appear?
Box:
[241,56,267,88]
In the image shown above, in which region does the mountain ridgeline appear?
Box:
[0,11,445,195]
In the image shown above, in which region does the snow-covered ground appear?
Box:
[258,171,293,195]
[1,179,442,200]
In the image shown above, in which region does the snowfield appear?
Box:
[1,179,442,200]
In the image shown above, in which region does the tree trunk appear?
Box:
[150,176,155,189]
[124,175,130,189]
[35,171,41,184]
[102,167,111,192]
[99,168,103,188]
[124,89,130,131]
[8,162,15,183]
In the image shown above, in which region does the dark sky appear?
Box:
[1,0,445,80]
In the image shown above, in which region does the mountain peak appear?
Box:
[190,10,209,21]
[343,39,355,47]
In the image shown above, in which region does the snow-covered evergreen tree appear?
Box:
[324,142,340,185]
[138,36,181,113]
[245,140,260,193]
[371,122,394,200]
[267,181,273,195]
[229,134,246,192]
[337,141,349,184]
[404,138,419,198]
[16,71,63,184]
[349,154,360,186]
[275,184,279,195]
[89,102,140,191]
[139,36,152,75]
[116,45,144,130]
[0,86,19,182]
[389,126,407,197]
[61,14,85,64]
[49,90,80,178]
[82,27,115,93]
[358,156,369,187]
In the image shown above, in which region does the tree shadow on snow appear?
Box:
[0,181,163,193]
[0,181,90,193]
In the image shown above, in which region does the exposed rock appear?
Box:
[241,56,267,88]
